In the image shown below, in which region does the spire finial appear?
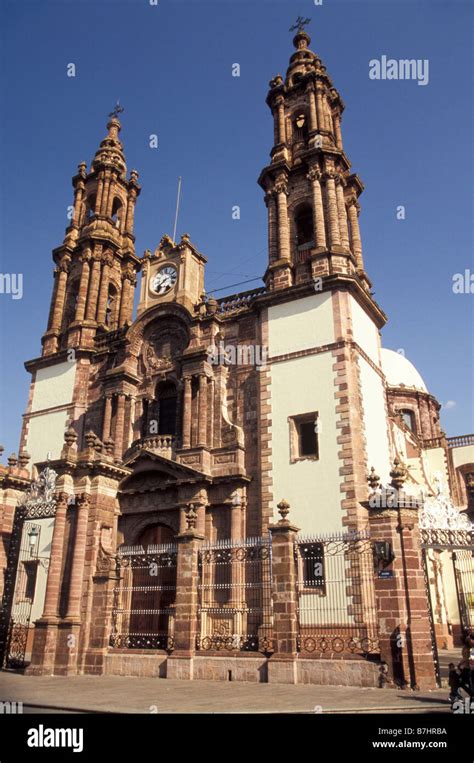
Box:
[289,16,311,34]
[289,16,311,50]
[108,100,124,120]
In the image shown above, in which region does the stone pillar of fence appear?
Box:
[367,462,437,690]
[167,504,204,680]
[268,500,300,684]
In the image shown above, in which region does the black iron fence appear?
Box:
[109,543,178,651]
[196,536,273,653]
[294,530,380,657]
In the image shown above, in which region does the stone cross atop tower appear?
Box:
[258,27,369,292]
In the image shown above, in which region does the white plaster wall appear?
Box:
[349,297,380,365]
[268,293,334,357]
[11,517,54,624]
[452,444,474,469]
[25,410,70,467]
[269,352,343,534]
[25,361,77,468]
[357,356,391,486]
[423,447,450,493]
[31,361,76,412]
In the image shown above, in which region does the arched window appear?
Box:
[111,197,123,229]
[156,381,178,436]
[137,523,175,548]
[292,111,308,143]
[105,283,119,328]
[63,281,79,328]
[85,194,96,221]
[295,204,315,249]
[400,409,417,434]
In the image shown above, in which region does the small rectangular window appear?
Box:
[289,413,319,462]
[300,543,326,592]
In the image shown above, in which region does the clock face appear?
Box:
[151,265,178,295]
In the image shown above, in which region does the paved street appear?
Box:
[0,671,451,714]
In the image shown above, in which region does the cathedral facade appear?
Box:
[1,28,473,687]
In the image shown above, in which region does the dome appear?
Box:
[381,348,428,393]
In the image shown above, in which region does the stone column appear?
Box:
[277,98,286,144]
[127,397,136,448]
[46,272,60,331]
[275,178,290,262]
[266,192,278,262]
[50,258,70,332]
[334,113,343,148]
[166,520,204,680]
[336,176,350,250]
[230,495,244,611]
[307,168,327,249]
[182,376,192,448]
[102,395,112,442]
[54,493,90,675]
[27,493,69,675]
[307,86,318,131]
[206,376,215,449]
[198,374,208,447]
[72,182,85,226]
[42,493,69,618]
[100,175,111,216]
[96,254,113,325]
[125,187,137,233]
[106,179,116,217]
[368,494,438,690]
[268,501,300,684]
[85,252,102,322]
[118,272,133,326]
[348,200,363,268]
[96,174,105,215]
[75,251,91,322]
[65,494,90,621]
[133,398,143,441]
[324,173,341,247]
[315,88,325,132]
[114,393,126,460]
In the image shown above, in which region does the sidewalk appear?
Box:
[0,671,451,714]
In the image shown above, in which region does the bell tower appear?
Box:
[42,107,141,356]
[21,109,142,468]
[258,23,370,292]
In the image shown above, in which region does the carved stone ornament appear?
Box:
[95,543,115,575]
[142,321,188,373]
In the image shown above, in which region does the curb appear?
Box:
[19,702,451,715]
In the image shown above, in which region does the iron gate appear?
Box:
[0,466,57,669]
[421,528,474,637]
[196,536,273,653]
[2,521,41,668]
[294,530,380,657]
[109,542,178,650]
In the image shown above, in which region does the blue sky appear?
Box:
[0,0,473,455]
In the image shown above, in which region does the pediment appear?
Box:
[119,449,210,494]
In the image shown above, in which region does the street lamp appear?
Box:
[27,526,39,557]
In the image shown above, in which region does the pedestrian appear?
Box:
[459,629,474,698]
[448,662,463,703]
